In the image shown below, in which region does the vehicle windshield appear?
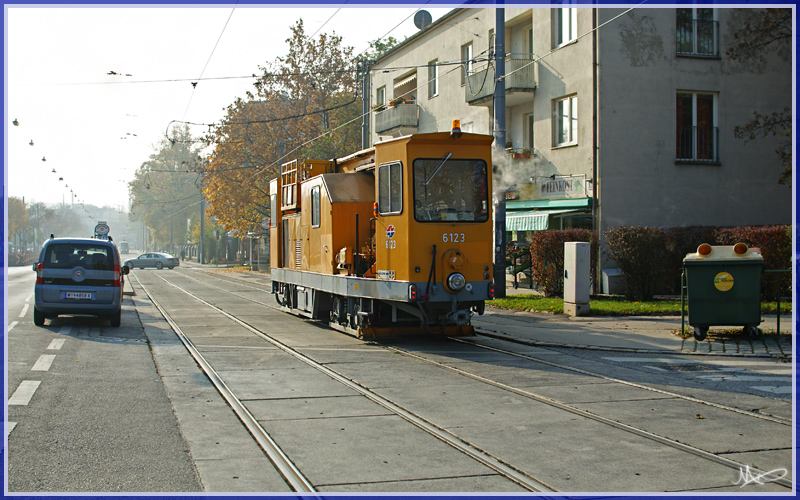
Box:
[42,243,114,270]
[412,157,489,222]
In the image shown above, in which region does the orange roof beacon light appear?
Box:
[451,119,462,139]
[733,243,748,255]
[697,243,713,256]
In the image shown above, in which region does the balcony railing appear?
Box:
[465,55,538,105]
[676,126,719,163]
[375,102,419,134]
[676,19,719,57]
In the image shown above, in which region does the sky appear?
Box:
[5,5,452,214]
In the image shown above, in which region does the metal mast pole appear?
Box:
[492,6,507,299]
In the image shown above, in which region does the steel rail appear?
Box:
[150,271,557,493]
[458,336,793,426]
[133,274,316,493]
[189,268,793,427]
[169,268,793,489]
[386,343,793,489]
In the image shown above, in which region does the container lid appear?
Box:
[684,245,763,263]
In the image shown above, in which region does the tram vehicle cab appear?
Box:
[270,121,495,338]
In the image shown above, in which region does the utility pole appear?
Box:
[492,6,507,299]
[199,198,205,264]
[359,58,373,150]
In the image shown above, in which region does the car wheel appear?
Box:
[110,308,121,327]
[168,266,173,269]
[33,307,45,326]
[155,262,163,270]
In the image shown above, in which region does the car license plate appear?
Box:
[62,291,93,300]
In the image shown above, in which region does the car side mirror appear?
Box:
[32,262,38,271]
[121,265,130,275]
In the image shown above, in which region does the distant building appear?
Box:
[368,7,792,282]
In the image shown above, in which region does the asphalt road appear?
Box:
[5,266,201,492]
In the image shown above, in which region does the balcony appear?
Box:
[375,102,419,135]
[466,55,538,107]
[676,126,719,164]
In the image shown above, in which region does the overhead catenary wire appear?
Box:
[182,4,238,120]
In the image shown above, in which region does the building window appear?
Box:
[428,60,439,98]
[376,86,385,107]
[676,92,718,162]
[676,8,718,57]
[528,27,534,54]
[525,113,534,149]
[461,43,473,85]
[311,186,321,227]
[378,162,403,215]
[553,95,577,147]
[553,8,577,47]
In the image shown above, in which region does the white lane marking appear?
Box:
[8,381,41,405]
[25,293,33,302]
[697,375,793,382]
[604,357,696,364]
[8,422,17,436]
[47,339,66,350]
[31,355,56,372]
[705,360,792,367]
[750,386,793,394]
[19,304,29,318]
[8,321,19,332]
[643,365,669,372]
[59,326,72,336]
[756,369,794,375]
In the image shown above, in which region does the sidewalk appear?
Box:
[180,263,793,359]
[494,284,793,358]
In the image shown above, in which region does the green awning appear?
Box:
[506,197,592,210]
[506,208,582,232]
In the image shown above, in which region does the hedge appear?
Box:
[528,229,598,297]
[614,225,791,301]
[519,225,790,301]
[605,226,670,301]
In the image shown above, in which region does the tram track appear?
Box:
[138,268,793,491]
[183,268,793,426]
[135,270,556,493]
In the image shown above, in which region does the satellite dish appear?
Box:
[414,10,432,30]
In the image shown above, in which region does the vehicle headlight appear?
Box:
[447,273,466,292]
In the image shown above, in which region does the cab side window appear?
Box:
[378,162,402,215]
[311,186,321,228]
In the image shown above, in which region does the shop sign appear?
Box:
[539,175,586,199]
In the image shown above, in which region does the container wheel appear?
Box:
[693,326,708,341]
[743,326,760,338]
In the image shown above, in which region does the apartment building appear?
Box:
[368,7,792,251]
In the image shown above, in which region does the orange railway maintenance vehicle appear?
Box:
[269,121,495,338]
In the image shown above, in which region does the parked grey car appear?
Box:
[123,252,180,270]
[33,237,129,327]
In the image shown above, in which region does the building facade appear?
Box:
[368,7,792,266]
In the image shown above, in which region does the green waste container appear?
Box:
[683,244,763,341]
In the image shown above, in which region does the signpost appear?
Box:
[94,221,110,240]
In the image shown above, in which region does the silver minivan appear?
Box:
[33,237,130,327]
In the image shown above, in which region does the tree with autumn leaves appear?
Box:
[202,20,362,236]
[128,124,205,250]
[727,8,792,186]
